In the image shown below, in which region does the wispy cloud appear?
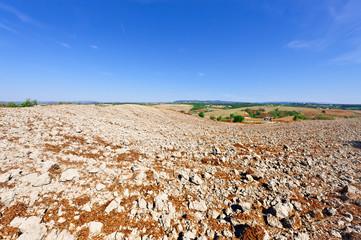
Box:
[286,40,312,49]
[0,22,17,33]
[287,0,361,63]
[331,46,361,64]
[286,39,326,50]
[61,43,71,48]
[91,45,98,49]
[198,72,205,77]
[0,2,43,27]
[120,23,126,33]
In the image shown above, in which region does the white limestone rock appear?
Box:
[60,169,79,182]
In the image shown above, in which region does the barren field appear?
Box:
[0,105,360,240]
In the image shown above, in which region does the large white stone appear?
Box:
[60,169,79,182]
[105,200,119,214]
[0,172,11,183]
[88,221,103,234]
[12,216,47,240]
[154,192,169,211]
[32,173,51,187]
[272,201,294,219]
[57,230,75,240]
[189,200,207,212]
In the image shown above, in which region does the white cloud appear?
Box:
[198,72,205,77]
[120,23,126,33]
[287,0,361,64]
[0,2,42,27]
[286,40,312,49]
[0,22,17,33]
[91,45,98,49]
[331,46,361,64]
[61,43,71,48]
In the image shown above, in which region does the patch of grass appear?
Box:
[345,115,359,119]
[313,114,332,120]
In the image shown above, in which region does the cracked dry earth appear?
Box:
[0,105,360,240]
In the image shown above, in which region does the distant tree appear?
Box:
[233,114,245,122]
[20,99,33,107]
[7,102,17,108]
[198,112,205,118]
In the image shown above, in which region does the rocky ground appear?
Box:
[0,105,360,240]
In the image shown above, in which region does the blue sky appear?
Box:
[0,0,360,103]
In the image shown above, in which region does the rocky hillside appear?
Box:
[0,105,360,240]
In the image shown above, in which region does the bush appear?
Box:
[210,115,216,120]
[198,112,205,118]
[217,116,223,121]
[7,102,17,108]
[293,114,308,121]
[19,99,37,107]
[230,113,236,119]
[233,114,245,122]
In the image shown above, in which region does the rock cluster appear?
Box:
[0,104,360,239]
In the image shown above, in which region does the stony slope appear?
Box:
[0,105,360,240]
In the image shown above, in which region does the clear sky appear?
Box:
[0,0,360,103]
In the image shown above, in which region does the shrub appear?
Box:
[322,110,326,113]
[198,112,205,118]
[19,99,37,107]
[7,102,17,108]
[293,114,308,121]
[217,116,223,121]
[210,115,216,120]
[230,113,236,119]
[233,114,245,122]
